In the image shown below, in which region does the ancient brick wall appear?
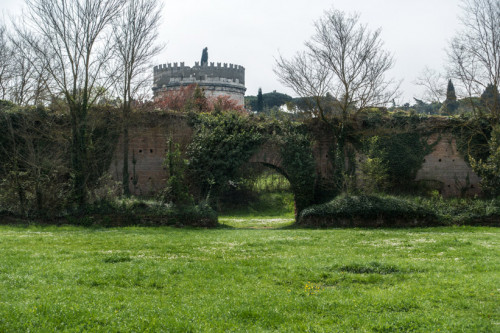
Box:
[416,133,480,197]
[110,115,482,198]
[109,113,192,196]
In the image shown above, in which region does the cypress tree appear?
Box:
[200,47,208,66]
[257,88,263,112]
[441,79,459,115]
[446,79,457,102]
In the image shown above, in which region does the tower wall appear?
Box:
[152,62,246,107]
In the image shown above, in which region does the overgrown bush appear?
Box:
[377,132,433,191]
[187,111,264,205]
[159,138,193,206]
[298,194,500,227]
[415,195,500,225]
[68,198,218,228]
[0,106,72,216]
[276,123,316,213]
[470,125,500,197]
[0,104,120,217]
[298,195,438,227]
[359,136,389,194]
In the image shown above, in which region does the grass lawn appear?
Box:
[0,218,498,332]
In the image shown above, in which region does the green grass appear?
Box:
[0,220,498,331]
[219,215,294,228]
[220,191,295,218]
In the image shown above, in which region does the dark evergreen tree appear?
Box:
[257,88,263,112]
[446,79,457,102]
[480,84,500,117]
[441,79,458,115]
[201,47,208,66]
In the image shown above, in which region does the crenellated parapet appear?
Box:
[153,61,245,72]
[153,62,245,88]
[152,61,246,106]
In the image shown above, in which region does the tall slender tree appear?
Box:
[257,88,263,112]
[201,47,208,66]
[480,84,500,114]
[441,79,459,115]
[113,0,163,196]
[0,24,12,100]
[18,0,125,207]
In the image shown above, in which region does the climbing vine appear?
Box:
[187,111,264,204]
[187,113,316,214]
[376,132,435,190]
[274,122,316,214]
[451,116,491,163]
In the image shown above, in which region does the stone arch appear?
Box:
[248,141,309,217]
[248,142,284,172]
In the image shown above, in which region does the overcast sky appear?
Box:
[1,0,462,103]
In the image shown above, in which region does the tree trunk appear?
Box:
[122,102,130,196]
[70,104,88,208]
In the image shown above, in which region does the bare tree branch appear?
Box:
[275,8,399,123]
[112,0,163,196]
[414,67,447,103]
[16,0,125,206]
[448,0,500,118]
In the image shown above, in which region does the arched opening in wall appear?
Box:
[218,162,294,228]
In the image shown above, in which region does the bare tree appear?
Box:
[448,0,500,119]
[414,67,447,103]
[275,9,399,123]
[274,9,398,194]
[0,110,70,216]
[275,51,332,121]
[0,24,13,100]
[113,0,163,196]
[17,0,124,207]
[8,35,52,106]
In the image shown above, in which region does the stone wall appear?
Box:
[109,113,192,196]
[154,62,245,86]
[416,133,480,197]
[110,114,482,198]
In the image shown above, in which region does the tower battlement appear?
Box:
[152,48,246,106]
[152,58,246,107]
[154,62,245,72]
[153,61,245,88]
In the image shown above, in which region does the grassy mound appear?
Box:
[298,195,438,227]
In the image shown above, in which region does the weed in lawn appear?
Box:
[304,282,322,295]
[339,262,401,274]
[102,254,132,264]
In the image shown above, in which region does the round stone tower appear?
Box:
[152,52,246,106]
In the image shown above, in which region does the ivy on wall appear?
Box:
[0,104,120,216]
[376,132,435,190]
[452,116,491,163]
[187,113,316,215]
[275,122,316,214]
[187,111,264,204]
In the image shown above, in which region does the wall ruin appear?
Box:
[110,113,482,198]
